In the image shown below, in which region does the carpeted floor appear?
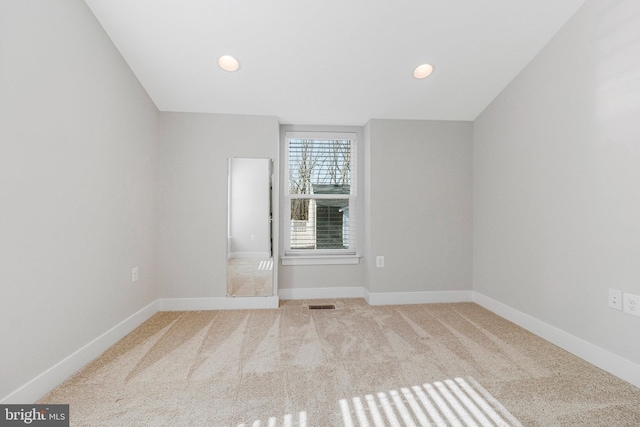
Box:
[39,299,640,426]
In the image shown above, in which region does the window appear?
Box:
[284,131,357,262]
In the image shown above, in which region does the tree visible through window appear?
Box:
[286,133,356,253]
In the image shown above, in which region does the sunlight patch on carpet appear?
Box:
[237,411,307,427]
[258,260,273,271]
[340,377,523,427]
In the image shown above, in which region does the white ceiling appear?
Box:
[85,0,587,125]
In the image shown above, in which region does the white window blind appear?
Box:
[285,132,357,256]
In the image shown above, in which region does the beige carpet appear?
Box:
[40,300,640,426]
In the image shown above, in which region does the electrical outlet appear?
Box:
[609,288,622,310]
[623,293,640,316]
[132,266,139,283]
[376,256,384,268]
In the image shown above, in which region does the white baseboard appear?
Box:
[1,300,159,404]
[228,252,271,259]
[473,292,640,389]
[278,287,474,305]
[278,286,365,300]
[8,290,637,406]
[367,290,474,306]
[1,296,278,403]
[159,296,280,311]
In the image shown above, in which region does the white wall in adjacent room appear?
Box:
[229,158,271,257]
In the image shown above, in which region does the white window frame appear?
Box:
[282,131,359,265]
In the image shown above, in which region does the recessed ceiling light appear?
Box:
[218,55,240,72]
[413,63,434,79]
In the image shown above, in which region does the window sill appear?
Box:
[281,255,361,266]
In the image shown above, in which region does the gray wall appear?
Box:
[474,0,640,366]
[158,113,279,298]
[367,120,473,294]
[6,0,638,404]
[0,0,159,400]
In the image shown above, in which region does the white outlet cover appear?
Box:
[609,288,622,310]
[623,293,640,317]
